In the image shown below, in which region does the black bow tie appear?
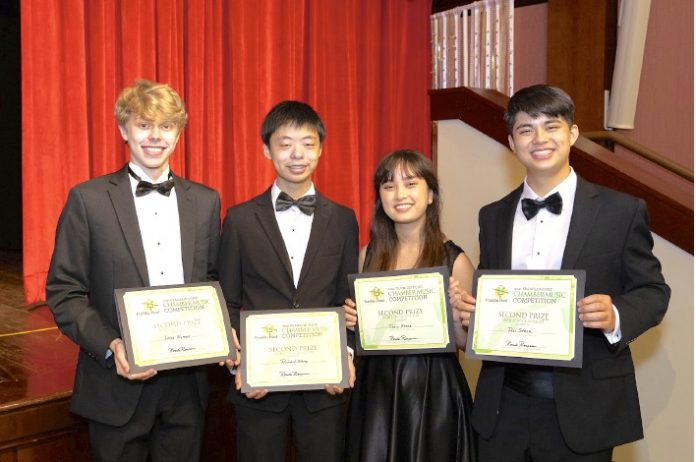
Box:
[128,168,175,197]
[275,191,316,215]
[521,192,563,220]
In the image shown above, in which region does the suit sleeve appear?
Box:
[612,198,670,351]
[335,210,359,351]
[333,210,359,307]
[206,192,222,282]
[46,188,120,367]
[477,208,491,270]
[218,208,243,333]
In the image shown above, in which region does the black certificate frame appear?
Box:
[240,307,350,393]
[348,266,457,356]
[465,269,586,368]
[115,281,237,373]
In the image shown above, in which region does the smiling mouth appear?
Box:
[394,203,413,211]
[530,149,553,159]
[142,146,166,155]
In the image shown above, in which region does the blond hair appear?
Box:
[114,79,188,130]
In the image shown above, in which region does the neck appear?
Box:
[392,221,425,270]
[131,162,169,182]
[394,220,425,247]
[526,166,570,197]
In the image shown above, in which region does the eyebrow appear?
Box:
[278,135,318,141]
[514,123,534,130]
[514,118,563,130]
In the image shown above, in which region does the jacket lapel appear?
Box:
[108,166,149,285]
[175,176,196,283]
[297,193,331,291]
[254,189,294,281]
[562,177,600,269]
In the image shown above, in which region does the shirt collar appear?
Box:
[271,181,316,205]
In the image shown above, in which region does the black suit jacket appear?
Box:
[472,176,670,453]
[218,188,358,413]
[46,165,221,426]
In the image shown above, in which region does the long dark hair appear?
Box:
[365,150,446,271]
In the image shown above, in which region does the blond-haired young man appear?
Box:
[47,79,222,461]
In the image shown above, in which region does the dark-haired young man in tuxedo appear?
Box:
[46,79,225,462]
[218,100,358,462]
[450,84,670,461]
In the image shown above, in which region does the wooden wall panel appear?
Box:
[547,0,617,131]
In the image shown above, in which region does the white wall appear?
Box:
[436,119,693,462]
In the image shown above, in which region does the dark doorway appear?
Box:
[0,0,21,251]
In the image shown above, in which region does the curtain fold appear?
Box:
[22,0,432,303]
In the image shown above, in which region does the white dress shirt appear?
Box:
[511,169,621,343]
[128,162,184,287]
[271,182,315,288]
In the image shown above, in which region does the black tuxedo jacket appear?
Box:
[218,188,358,412]
[472,176,670,453]
[46,165,221,426]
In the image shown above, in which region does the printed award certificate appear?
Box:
[240,308,349,393]
[349,266,456,355]
[115,282,236,373]
[465,270,585,368]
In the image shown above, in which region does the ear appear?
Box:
[428,189,434,205]
[507,134,515,152]
[118,124,128,141]
[569,124,579,146]
[263,144,272,160]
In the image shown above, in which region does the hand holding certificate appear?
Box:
[349,266,456,355]
[115,282,237,373]
[465,270,585,367]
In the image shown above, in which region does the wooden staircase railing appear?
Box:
[430,86,694,254]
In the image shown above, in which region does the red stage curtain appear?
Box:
[21,0,432,304]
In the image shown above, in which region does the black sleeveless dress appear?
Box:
[346,241,477,462]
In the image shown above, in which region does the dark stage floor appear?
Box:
[0,250,78,407]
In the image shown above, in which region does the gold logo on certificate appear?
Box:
[143,299,159,313]
[260,324,278,338]
[493,285,508,300]
[369,287,384,301]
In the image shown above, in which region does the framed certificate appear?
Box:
[349,266,456,355]
[115,282,237,373]
[465,270,585,368]
[240,308,349,393]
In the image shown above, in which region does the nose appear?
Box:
[532,128,548,144]
[394,183,407,198]
[289,144,303,159]
[149,126,161,140]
